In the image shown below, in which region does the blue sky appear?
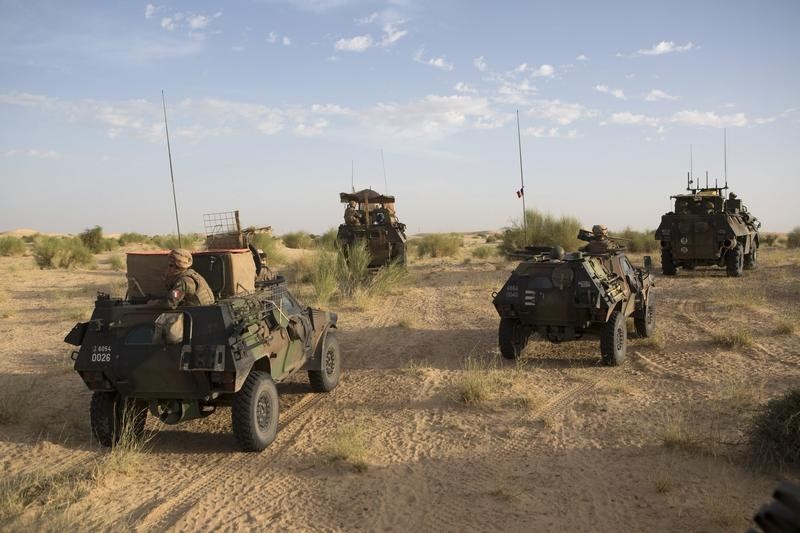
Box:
[1,0,798,236]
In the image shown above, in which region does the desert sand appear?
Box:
[0,237,798,531]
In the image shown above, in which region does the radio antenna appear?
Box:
[689,144,694,187]
[516,109,527,245]
[380,148,388,194]
[351,160,355,192]
[723,128,728,188]
[705,170,709,188]
[161,90,182,248]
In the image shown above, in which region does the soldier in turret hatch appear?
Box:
[344,200,362,226]
[164,249,215,308]
[581,225,619,254]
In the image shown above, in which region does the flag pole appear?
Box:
[516,109,527,245]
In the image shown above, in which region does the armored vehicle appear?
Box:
[65,224,340,452]
[492,232,655,366]
[655,179,760,277]
[336,189,407,268]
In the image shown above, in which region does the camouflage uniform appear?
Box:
[344,200,362,226]
[164,249,215,308]
[582,225,619,254]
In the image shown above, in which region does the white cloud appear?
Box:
[594,84,626,99]
[644,89,677,101]
[576,54,588,61]
[754,107,798,124]
[356,12,379,24]
[266,32,278,44]
[527,99,597,125]
[380,22,407,46]
[624,41,695,57]
[532,64,555,78]
[671,110,747,128]
[473,56,488,72]
[294,119,329,137]
[145,4,157,19]
[495,80,537,105]
[454,82,477,94]
[160,17,175,31]
[3,148,60,160]
[522,127,578,139]
[414,49,454,71]
[335,35,374,52]
[608,112,659,127]
[282,36,292,46]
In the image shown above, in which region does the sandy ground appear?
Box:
[0,239,799,532]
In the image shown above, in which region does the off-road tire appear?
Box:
[309,332,341,392]
[90,392,147,448]
[634,293,655,338]
[232,371,279,452]
[744,246,758,270]
[661,249,677,276]
[498,318,529,360]
[726,243,744,277]
[600,310,627,366]
[682,264,695,271]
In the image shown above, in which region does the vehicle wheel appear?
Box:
[682,264,695,271]
[232,371,279,452]
[600,310,626,366]
[661,249,677,276]
[498,318,529,360]
[634,293,655,338]
[90,392,147,447]
[744,246,758,270]
[309,332,341,392]
[726,243,744,277]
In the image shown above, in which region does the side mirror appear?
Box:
[643,256,653,271]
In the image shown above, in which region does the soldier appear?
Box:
[164,249,215,308]
[582,225,619,254]
[344,200,362,226]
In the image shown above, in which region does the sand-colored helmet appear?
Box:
[168,249,193,270]
[591,224,609,237]
[348,200,357,208]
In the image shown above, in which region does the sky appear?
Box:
[1,0,798,236]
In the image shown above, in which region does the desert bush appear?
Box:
[78,226,104,253]
[109,254,125,271]
[250,233,285,264]
[471,245,496,259]
[151,233,202,251]
[761,233,779,247]
[323,424,369,472]
[485,234,498,243]
[456,356,499,405]
[315,228,338,251]
[414,233,463,258]
[749,389,800,468]
[21,233,39,244]
[310,251,338,307]
[0,236,25,256]
[711,330,754,349]
[618,227,658,253]
[774,321,795,335]
[499,210,582,256]
[33,237,94,269]
[787,227,800,249]
[282,231,314,249]
[117,232,149,246]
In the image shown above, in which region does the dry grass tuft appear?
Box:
[598,376,635,395]
[651,463,674,494]
[748,388,800,469]
[457,356,498,405]
[711,375,764,414]
[0,374,38,425]
[710,330,754,349]
[704,489,744,529]
[323,424,370,472]
[637,330,665,350]
[660,412,701,451]
[774,320,795,335]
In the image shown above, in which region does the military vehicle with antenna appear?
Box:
[336,188,407,268]
[492,231,656,366]
[65,210,342,452]
[655,173,760,277]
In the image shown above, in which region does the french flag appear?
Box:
[516,188,524,198]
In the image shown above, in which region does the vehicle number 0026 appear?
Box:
[91,345,112,362]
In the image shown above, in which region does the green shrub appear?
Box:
[282,231,314,249]
[109,254,125,271]
[618,227,658,253]
[21,234,38,244]
[414,233,463,258]
[471,245,496,259]
[118,232,149,246]
[336,240,372,296]
[250,233,285,264]
[787,227,800,249]
[485,234,497,243]
[761,233,779,247]
[749,389,800,468]
[498,210,582,256]
[310,251,338,307]
[33,237,94,269]
[0,236,25,256]
[78,226,104,253]
[151,233,202,251]
[315,228,339,251]
[102,238,120,252]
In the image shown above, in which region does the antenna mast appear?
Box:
[690,144,694,189]
[380,148,388,194]
[723,128,728,189]
[161,90,182,248]
[516,109,527,245]
[351,160,355,192]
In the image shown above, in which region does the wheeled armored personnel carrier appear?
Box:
[492,233,655,366]
[337,189,407,268]
[65,218,341,452]
[655,179,760,277]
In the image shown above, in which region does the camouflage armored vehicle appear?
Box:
[492,231,655,366]
[65,220,340,452]
[336,189,407,268]
[655,179,760,277]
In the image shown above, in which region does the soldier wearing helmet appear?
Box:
[581,224,619,254]
[164,249,215,308]
[344,200,362,226]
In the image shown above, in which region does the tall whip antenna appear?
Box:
[690,144,694,187]
[351,159,355,192]
[161,90,182,248]
[723,128,728,188]
[380,148,388,194]
[516,110,527,245]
